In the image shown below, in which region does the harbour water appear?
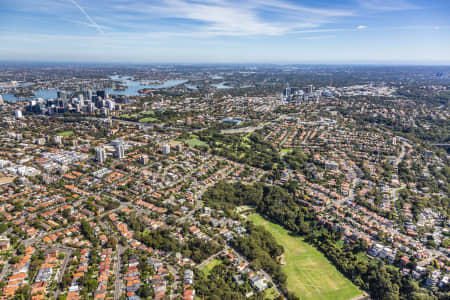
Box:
[212,82,233,89]
[0,76,188,101]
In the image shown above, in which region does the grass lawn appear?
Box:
[184,138,207,147]
[235,205,255,214]
[248,213,362,300]
[264,287,280,299]
[140,110,155,116]
[56,131,74,136]
[139,117,159,123]
[281,148,294,154]
[202,259,222,276]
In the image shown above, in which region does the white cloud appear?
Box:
[358,0,420,11]
[111,0,355,37]
[357,25,368,30]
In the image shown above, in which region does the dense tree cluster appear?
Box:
[80,219,96,245]
[305,230,448,300]
[203,182,315,234]
[203,181,444,300]
[196,131,281,170]
[121,213,222,263]
[232,223,286,288]
[195,262,269,300]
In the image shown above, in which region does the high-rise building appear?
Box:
[82,89,93,101]
[87,102,95,113]
[53,135,62,145]
[15,110,23,119]
[105,100,115,111]
[162,144,170,155]
[112,139,125,159]
[97,90,106,99]
[0,95,3,105]
[283,88,291,98]
[57,91,67,100]
[95,146,107,163]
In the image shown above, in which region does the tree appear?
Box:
[137,284,153,298]
[14,284,31,300]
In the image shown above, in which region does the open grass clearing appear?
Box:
[263,287,280,299]
[247,213,362,300]
[202,259,222,276]
[140,110,155,116]
[139,117,159,123]
[183,138,207,147]
[56,131,74,136]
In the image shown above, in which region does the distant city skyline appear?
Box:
[1,0,450,64]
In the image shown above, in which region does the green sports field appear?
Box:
[248,213,362,300]
[139,117,159,123]
[183,138,207,147]
[56,130,74,136]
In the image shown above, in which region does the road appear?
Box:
[0,263,9,282]
[167,264,180,300]
[197,247,227,269]
[220,122,270,135]
[57,248,72,282]
[54,247,73,299]
[394,142,409,167]
[114,245,125,300]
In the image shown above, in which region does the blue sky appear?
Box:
[1,0,450,63]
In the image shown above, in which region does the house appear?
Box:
[249,275,268,292]
[426,271,441,287]
[184,269,194,285]
[368,244,383,257]
[0,236,10,250]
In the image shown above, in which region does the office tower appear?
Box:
[88,102,95,113]
[15,110,23,119]
[162,144,170,155]
[97,90,106,99]
[0,95,3,105]
[95,146,107,163]
[105,100,115,111]
[82,89,93,101]
[112,139,125,159]
[283,84,291,99]
[57,91,67,100]
[53,135,62,145]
